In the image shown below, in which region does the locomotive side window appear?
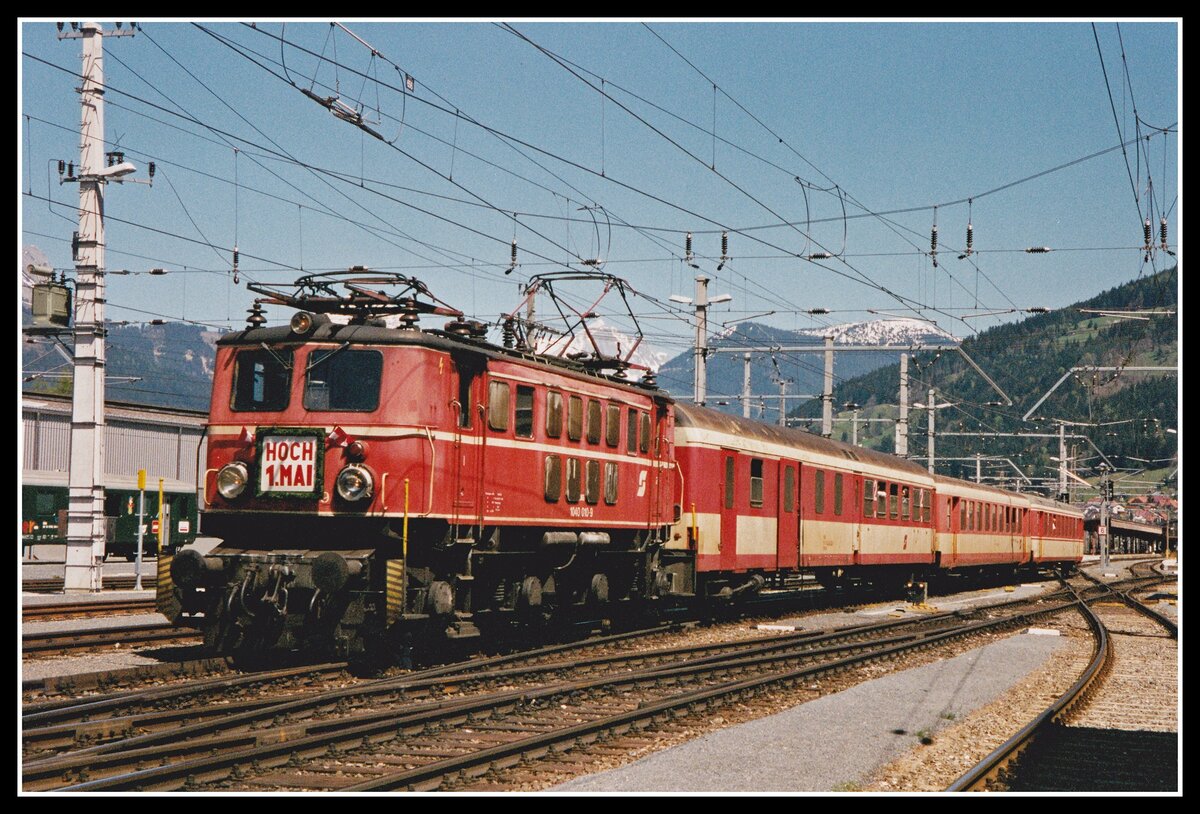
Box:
[784,466,795,514]
[566,457,581,502]
[834,473,844,516]
[900,486,910,520]
[604,462,619,505]
[587,400,602,444]
[639,412,651,454]
[585,460,600,504]
[544,457,560,500]
[814,469,825,515]
[724,457,735,509]
[606,404,620,447]
[488,381,510,431]
[889,483,899,519]
[231,349,292,412]
[627,408,638,453]
[749,458,764,508]
[863,478,874,517]
[304,349,382,411]
[546,391,563,438]
[568,396,583,441]
[515,385,535,438]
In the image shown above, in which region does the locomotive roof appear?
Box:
[674,403,932,480]
[217,322,672,400]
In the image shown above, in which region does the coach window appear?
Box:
[834,473,844,516]
[606,404,621,447]
[604,462,619,505]
[487,381,510,431]
[567,396,583,441]
[749,459,764,508]
[640,412,652,454]
[784,466,796,514]
[231,348,293,412]
[515,386,535,438]
[889,483,899,520]
[814,469,825,515]
[863,478,875,517]
[566,458,581,503]
[959,500,967,531]
[876,481,887,517]
[724,457,735,509]
[546,391,563,438]
[627,409,638,453]
[923,490,931,523]
[587,399,602,444]
[585,460,601,505]
[544,455,562,502]
[305,349,382,411]
[900,485,910,520]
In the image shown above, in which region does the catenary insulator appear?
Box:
[1160,218,1168,250]
[930,224,938,253]
[966,222,974,255]
[685,232,693,262]
[1143,218,1153,247]
[511,238,518,266]
[1025,246,1051,254]
[721,231,728,259]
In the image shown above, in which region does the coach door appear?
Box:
[777,461,799,569]
[720,450,739,571]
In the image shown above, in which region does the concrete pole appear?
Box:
[742,353,751,419]
[896,353,909,457]
[64,22,109,592]
[778,379,787,427]
[927,387,936,474]
[693,275,709,407]
[852,409,860,447]
[1058,422,1067,501]
[822,335,834,437]
[975,453,982,484]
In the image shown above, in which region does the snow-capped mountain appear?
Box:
[796,318,959,345]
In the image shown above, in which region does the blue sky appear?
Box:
[19,19,1179,364]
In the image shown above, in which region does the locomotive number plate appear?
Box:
[257,430,324,498]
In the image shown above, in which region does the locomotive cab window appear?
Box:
[231,348,293,412]
[488,381,510,431]
[546,391,564,438]
[305,349,382,411]
[515,385,535,438]
[749,459,764,508]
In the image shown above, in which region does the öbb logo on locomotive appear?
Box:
[162,269,1084,660]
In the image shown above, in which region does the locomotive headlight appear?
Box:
[216,461,249,500]
[289,310,315,335]
[336,464,374,502]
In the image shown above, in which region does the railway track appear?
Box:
[948,566,1178,792]
[25,585,1111,792]
[23,598,158,622]
[22,575,146,593]
[22,623,201,657]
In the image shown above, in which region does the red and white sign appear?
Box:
[259,434,319,494]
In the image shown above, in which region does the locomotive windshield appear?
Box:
[304,349,382,411]
[231,349,293,412]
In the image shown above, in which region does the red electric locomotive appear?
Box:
[162,272,682,657]
[161,269,1082,660]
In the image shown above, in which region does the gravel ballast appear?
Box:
[550,632,1066,793]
